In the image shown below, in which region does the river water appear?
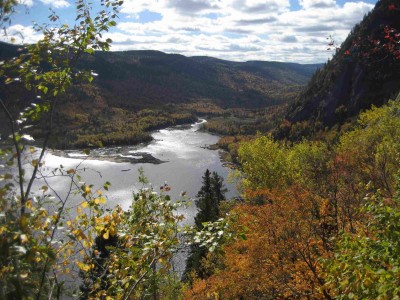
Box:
[40,119,238,223]
[0,120,238,289]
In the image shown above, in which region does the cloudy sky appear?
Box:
[3,0,378,63]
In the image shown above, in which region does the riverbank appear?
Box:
[49,120,210,164]
[51,149,167,164]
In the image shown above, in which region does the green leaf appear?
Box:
[38,84,48,94]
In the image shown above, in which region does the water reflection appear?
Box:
[40,120,237,222]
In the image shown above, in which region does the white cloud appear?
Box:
[6,0,377,63]
[0,24,43,44]
[225,0,290,13]
[299,0,336,9]
[18,0,34,6]
[121,0,167,15]
[111,0,375,63]
[40,0,70,8]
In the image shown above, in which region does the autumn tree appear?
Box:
[187,96,400,299]
[324,179,400,299]
[79,231,119,298]
[0,1,125,298]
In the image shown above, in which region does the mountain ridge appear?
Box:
[0,42,321,148]
[77,48,321,109]
[285,0,400,129]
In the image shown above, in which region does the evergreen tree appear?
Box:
[211,171,228,214]
[184,169,227,281]
[194,170,227,228]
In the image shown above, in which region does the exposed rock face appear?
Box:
[286,0,400,127]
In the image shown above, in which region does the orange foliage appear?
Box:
[185,186,334,300]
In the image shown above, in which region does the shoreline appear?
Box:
[49,119,210,165]
[50,149,168,165]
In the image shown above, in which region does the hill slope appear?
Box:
[0,44,320,148]
[75,50,320,109]
[285,0,400,128]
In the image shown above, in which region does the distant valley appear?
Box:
[0,43,321,148]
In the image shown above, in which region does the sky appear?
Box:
[2,0,379,63]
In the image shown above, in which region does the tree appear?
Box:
[76,170,186,299]
[0,1,123,298]
[194,169,226,229]
[211,171,228,214]
[186,96,400,299]
[79,232,119,299]
[187,188,333,300]
[0,0,16,27]
[184,170,227,281]
[75,168,231,299]
[0,2,234,299]
[324,180,400,299]
[342,2,400,65]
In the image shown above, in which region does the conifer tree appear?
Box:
[184,169,227,281]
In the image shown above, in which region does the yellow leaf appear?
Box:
[81,201,88,208]
[77,206,82,214]
[26,200,33,210]
[97,190,103,195]
[94,198,100,205]
[76,262,91,272]
[110,226,116,236]
[103,230,109,240]
[85,186,91,193]
[100,197,106,204]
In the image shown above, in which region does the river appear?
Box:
[39,119,238,224]
[0,119,237,286]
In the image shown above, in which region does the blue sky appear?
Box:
[3,0,379,63]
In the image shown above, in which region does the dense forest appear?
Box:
[1,0,400,299]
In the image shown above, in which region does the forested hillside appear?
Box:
[183,1,400,298]
[186,99,400,299]
[0,42,320,148]
[76,50,320,109]
[284,0,400,134]
[0,42,321,111]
